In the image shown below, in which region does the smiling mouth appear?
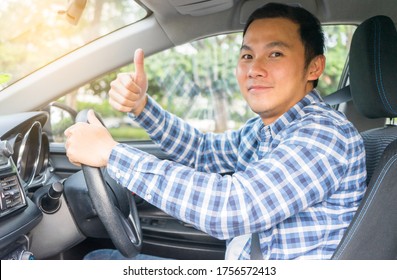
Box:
[248,85,273,93]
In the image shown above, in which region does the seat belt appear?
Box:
[250,232,263,260]
[323,85,351,105]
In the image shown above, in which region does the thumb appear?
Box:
[133,48,145,83]
[87,109,104,127]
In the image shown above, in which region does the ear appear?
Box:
[307,55,326,82]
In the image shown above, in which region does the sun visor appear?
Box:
[169,0,234,16]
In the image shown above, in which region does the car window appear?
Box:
[320,25,356,95]
[50,25,355,142]
[0,0,147,90]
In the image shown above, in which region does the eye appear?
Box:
[241,54,253,60]
[270,52,283,58]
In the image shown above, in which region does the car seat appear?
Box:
[331,15,397,259]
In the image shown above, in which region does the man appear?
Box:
[65,3,366,259]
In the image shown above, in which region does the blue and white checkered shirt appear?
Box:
[107,90,367,259]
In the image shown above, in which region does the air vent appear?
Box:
[0,175,27,218]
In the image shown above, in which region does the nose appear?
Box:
[248,59,267,78]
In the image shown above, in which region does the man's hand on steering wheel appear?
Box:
[65,109,142,258]
[65,109,116,167]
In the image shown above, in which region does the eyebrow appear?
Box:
[240,41,291,51]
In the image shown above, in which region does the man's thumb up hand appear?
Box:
[108,48,148,116]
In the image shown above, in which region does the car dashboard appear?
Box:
[0,112,50,259]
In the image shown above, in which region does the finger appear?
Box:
[109,86,138,105]
[71,161,82,167]
[67,153,82,167]
[111,76,141,99]
[65,145,80,166]
[64,125,76,137]
[133,48,145,84]
[64,127,71,137]
[108,96,133,113]
[87,110,104,127]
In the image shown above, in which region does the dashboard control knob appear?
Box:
[40,181,64,214]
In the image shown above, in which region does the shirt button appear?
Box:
[146,193,152,200]
[116,171,121,179]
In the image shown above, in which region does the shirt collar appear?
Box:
[265,89,324,137]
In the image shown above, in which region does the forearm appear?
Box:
[131,96,238,172]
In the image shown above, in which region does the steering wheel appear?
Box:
[75,109,142,258]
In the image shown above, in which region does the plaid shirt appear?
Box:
[107,90,367,260]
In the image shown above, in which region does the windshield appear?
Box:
[0,0,147,90]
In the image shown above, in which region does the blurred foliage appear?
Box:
[109,126,149,141]
[319,25,356,95]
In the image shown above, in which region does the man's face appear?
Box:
[236,17,322,125]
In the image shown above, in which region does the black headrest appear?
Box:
[350,15,397,119]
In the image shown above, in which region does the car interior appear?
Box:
[0,0,397,260]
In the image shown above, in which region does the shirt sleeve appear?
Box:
[130,96,241,174]
[106,119,354,240]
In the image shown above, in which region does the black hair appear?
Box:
[243,3,325,87]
